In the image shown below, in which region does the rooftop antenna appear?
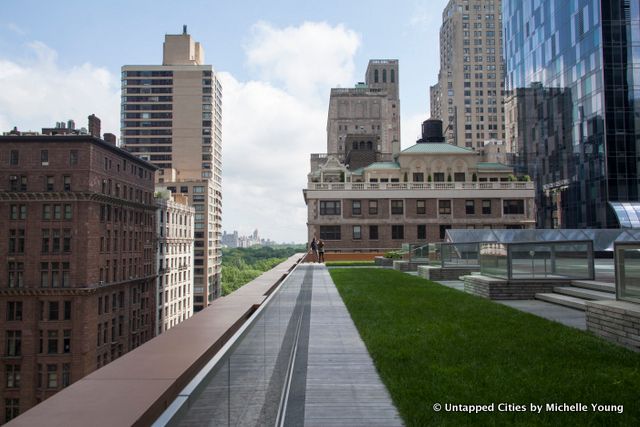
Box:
[183,25,187,35]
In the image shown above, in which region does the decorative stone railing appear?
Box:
[307,182,535,191]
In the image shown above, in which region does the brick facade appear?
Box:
[0,135,157,421]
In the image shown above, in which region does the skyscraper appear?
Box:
[122,27,222,311]
[503,0,640,228]
[430,0,505,151]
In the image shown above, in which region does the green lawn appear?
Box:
[330,268,640,426]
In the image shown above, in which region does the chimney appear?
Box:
[103,133,117,145]
[88,114,101,138]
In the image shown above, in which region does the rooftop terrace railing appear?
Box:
[307,182,535,191]
[7,254,305,427]
[479,240,595,281]
[418,242,486,268]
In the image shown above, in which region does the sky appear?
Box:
[0,0,449,243]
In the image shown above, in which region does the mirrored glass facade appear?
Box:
[504,0,640,229]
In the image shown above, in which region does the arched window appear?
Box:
[374,69,379,83]
[367,141,372,150]
[390,69,395,83]
[382,69,387,83]
[352,141,358,150]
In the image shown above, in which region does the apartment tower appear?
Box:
[122,27,222,311]
[430,0,505,151]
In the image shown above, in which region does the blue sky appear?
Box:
[0,0,449,243]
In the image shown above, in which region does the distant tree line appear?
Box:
[221,245,305,296]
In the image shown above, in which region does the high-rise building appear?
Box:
[122,27,222,310]
[323,59,401,171]
[503,0,640,228]
[155,191,194,334]
[430,0,505,151]
[0,132,157,422]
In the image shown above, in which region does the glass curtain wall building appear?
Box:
[504,0,640,228]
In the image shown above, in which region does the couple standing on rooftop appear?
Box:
[309,236,325,263]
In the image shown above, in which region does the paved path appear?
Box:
[303,264,403,426]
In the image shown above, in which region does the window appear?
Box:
[353,225,362,240]
[503,200,525,215]
[319,200,341,215]
[5,365,20,388]
[49,302,59,321]
[5,398,20,423]
[6,331,21,356]
[482,200,492,215]
[64,301,72,320]
[417,225,427,240]
[47,364,58,388]
[369,225,379,240]
[466,200,475,215]
[63,330,71,353]
[416,200,426,215]
[8,229,25,254]
[438,200,452,215]
[319,226,341,240]
[69,150,78,166]
[41,150,49,165]
[46,176,54,191]
[368,200,378,215]
[413,173,424,182]
[63,229,71,252]
[54,205,62,220]
[454,172,466,182]
[434,173,445,182]
[392,225,404,240]
[7,302,22,321]
[10,150,19,165]
[440,224,451,239]
[352,200,361,215]
[63,176,71,191]
[8,262,24,288]
[64,204,72,220]
[391,200,404,215]
[9,204,26,220]
[43,205,51,220]
[62,363,71,387]
[48,331,58,354]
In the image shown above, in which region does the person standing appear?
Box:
[309,236,318,263]
[318,239,325,263]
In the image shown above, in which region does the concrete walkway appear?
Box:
[304,264,403,426]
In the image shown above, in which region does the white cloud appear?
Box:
[0,41,120,135]
[245,21,360,102]
[5,23,26,36]
[220,21,361,243]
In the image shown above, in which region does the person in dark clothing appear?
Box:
[309,236,318,262]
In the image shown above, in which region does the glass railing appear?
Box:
[154,262,307,426]
[479,240,594,280]
[420,242,485,267]
[614,242,640,303]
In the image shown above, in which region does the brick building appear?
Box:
[0,134,157,422]
[304,119,535,250]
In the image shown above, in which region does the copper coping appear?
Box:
[7,254,305,427]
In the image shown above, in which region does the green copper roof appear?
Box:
[476,162,512,170]
[401,143,476,154]
[364,162,401,170]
